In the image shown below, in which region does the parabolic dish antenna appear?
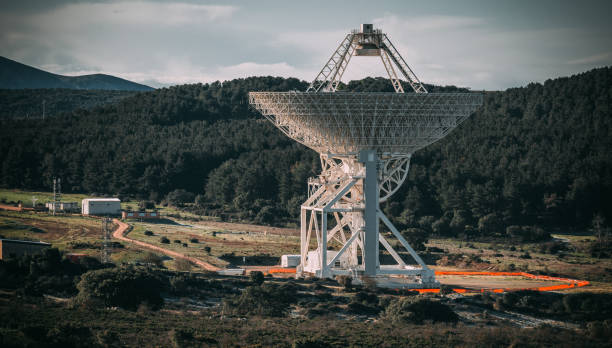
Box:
[249,24,482,287]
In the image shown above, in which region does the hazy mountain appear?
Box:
[0,56,153,91]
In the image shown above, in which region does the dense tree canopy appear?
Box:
[0,70,610,232]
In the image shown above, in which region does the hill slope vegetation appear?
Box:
[0,69,610,232]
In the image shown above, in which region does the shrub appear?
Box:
[204,246,211,254]
[400,228,428,251]
[432,218,451,236]
[175,258,192,272]
[75,266,164,310]
[139,252,164,267]
[174,239,181,244]
[166,189,195,207]
[506,225,551,242]
[160,236,170,244]
[381,297,458,324]
[478,213,502,236]
[144,230,154,236]
[249,271,265,285]
[440,285,455,295]
[336,275,352,290]
[138,201,155,210]
[348,300,379,315]
[189,238,199,243]
[519,252,532,259]
[539,241,567,254]
[222,283,297,317]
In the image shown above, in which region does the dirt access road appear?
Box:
[111,219,221,271]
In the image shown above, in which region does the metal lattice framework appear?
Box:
[249,24,482,287]
[249,92,481,155]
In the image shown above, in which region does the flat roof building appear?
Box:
[0,239,51,260]
[82,198,121,216]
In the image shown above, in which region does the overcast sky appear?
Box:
[1,0,611,90]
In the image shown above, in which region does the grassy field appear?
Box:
[428,236,612,284]
[2,189,610,289]
[128,219,301,268]
[0,210,149,264]
[0,189,219,223]
[0,189,89,207]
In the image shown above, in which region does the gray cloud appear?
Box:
[1,0,611,90]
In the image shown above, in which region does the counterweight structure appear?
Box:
[249,24,482,287]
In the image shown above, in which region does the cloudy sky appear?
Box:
[1,0,611,90]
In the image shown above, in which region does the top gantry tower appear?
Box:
[307,23,427,94]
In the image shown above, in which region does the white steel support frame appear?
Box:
[296,150,436,286]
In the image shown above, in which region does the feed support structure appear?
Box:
[249,24,482,287]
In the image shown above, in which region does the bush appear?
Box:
[204,246,211,254]
[539,241,568,254]
[138,201,156,210]
[139,252,164,267]
[440,285,455,295]
[144,230,154,236]
[478,213,501,236]
[249,271,265,285]
[160,236,170,244]
[506,225,551,242]
[175,258,192,272]
[222,283,297,317]
[75,266,164,310]
[174,239,182,244]
[190,238,199,243]
[432,218,451,236]
[400,228,428,251]
[166,189,195,207]
[336,275,352,290]
[381,297,458,324]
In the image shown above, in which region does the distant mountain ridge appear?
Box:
[0,56,153,91]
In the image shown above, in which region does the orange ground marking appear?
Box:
[270,268,590,294]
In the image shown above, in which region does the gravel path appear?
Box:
[112,218,221,271]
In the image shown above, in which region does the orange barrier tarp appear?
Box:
[269,268,297,274]
[274,268,590,294]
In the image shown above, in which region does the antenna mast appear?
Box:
[101,217,112,263]
[52,177,61,215]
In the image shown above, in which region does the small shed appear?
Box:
[0,239,51,260]
[82,198,121,216]
[281,254,301,268]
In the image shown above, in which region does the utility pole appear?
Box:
[52,177,61,215]
[101,217,112,263]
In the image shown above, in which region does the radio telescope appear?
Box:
[249,24,482,287]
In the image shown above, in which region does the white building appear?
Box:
[280,254,300,268]
[45,201,79,212]
[81,198,121,216]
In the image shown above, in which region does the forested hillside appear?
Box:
[0,70,610,232]
[0,89,136,119]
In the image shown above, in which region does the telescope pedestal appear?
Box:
[297,150,438,288]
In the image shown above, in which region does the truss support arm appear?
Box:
[307,34,355,92]
[382,34,428,94]
[378,210,429,269]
